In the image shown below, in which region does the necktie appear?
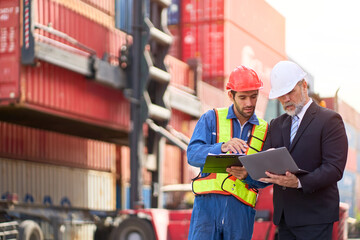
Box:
[290,115,299,144]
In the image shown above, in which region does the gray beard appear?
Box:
[284,91,306,117]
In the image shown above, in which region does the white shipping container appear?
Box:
[40,221,96,240]
[0,158,115,210]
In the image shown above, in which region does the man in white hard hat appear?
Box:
[260,61,348,240]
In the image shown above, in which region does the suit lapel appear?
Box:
[289,102,318,152]
[282,115,292,148]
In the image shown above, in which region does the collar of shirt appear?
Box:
[226,104,260,126]
[297,98,313,125]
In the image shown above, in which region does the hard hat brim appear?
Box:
[268,73,307,99]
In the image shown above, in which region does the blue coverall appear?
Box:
[187,105,269,240]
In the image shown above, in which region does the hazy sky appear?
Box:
[265,0,360,112]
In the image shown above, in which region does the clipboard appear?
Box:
[238,147,308,180]
[202,153,244,173]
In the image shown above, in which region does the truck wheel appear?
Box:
[109,217,156,240]
[18,220,44,240]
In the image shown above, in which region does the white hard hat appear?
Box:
[269,61,307,99]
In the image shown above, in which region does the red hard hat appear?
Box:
[226,65,263,92]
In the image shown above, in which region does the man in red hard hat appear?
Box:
[187,65,269,240]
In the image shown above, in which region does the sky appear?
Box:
[265,0,360,112]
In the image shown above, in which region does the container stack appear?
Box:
[324,98,360,219]
[0,0,125,238]
[166,0,287,118]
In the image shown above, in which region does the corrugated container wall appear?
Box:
[81,0,115,16]
[0,121,115,171]
[338,170,356,217]
[1,0,130,131]
[0,0,20,100]
[167,25,181,59]
[165,55,194,91]
[168,0,180,25]
[179,0,286,88]
[24,62,130,130]
[163,145,182,185]
[0,158,116,210]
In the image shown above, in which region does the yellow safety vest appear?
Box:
[192,107,268,208]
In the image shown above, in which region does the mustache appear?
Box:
[284,102,294,108]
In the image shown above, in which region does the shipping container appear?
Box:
[356,173,360,214]
[0,0,20,101]
[199,21,224,79]
[182,154,199,183]
[346,147,357,172]
[40,221,96,240]
[181,23,200,63]
[163,145,182,185]
[224,21,283,95]
[45,0,115,28]
[168,0,180,25]
[180,0,285,56]
[344,122,358,150]
[124,185,152,209]
[0,0,130,142]
[165,55,194,91]
[0,158,116,210]
[181,0,201,23]
[338,100,360,130]
[181,20,284,87]
[338,170,356,217]
[0,121,116,171]
[119,146,152,185]
[197,80,227,112]
[167,25,181,60]
[115,0,133,34]
[81,0,115,16]
[224,0,285,56]
[168,109,192,138]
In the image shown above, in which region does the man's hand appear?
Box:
[259,171,299,188]
[226,166,248,180]
[221,138,248,153]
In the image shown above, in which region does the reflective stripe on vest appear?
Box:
[192,107,268,207]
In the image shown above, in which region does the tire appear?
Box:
[18,220,44,240]
[109,217,156,240]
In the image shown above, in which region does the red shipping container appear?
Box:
[197,80,226,111]
[182,0,224,23]
[202,0,223,22]
[0,0,20,101]
[163,145,182,185]
[181,23,200,62]
[182,154,200,183]
[80,0,115,16]
[345,147,357,172]
[200,21,224,79]
[34,0,123,59]
[0,121,115,171]
[181,0,202,24]
[167,25,181,59]
[120,146,152,186]
[224,21,285,95]
[338,100,360,131]
[0,0,130,141]
[168,109,192,138]
[224,0,286,57]
[23,61,130,130]
[165,55,194,92]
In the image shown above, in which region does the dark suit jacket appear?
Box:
[263,101,348,227]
